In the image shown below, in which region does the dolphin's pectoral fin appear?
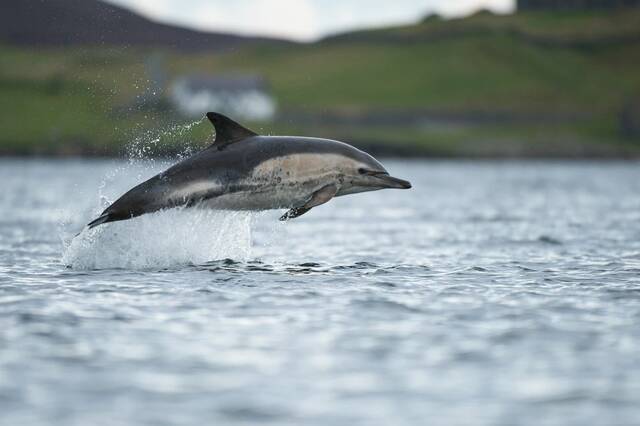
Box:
[279,206,311,221]
[279,184,338,221]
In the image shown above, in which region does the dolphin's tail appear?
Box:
[87,213,113,229]
[75,210,131,236]
[73,213,113,237]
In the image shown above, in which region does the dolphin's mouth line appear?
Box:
[377,174,412,189]
[363,171,412,189]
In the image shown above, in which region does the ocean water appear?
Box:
[1,158,639,425]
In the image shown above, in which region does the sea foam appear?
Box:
[62,208,253,270]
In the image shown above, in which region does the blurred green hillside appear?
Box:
[1,9,640,157]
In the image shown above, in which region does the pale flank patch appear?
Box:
[170,180,220,201]
[253,153,357,183]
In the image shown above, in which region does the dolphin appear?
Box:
[85,112,411,229]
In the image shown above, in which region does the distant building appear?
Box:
[170,74,276,121]
[518,0,640,10]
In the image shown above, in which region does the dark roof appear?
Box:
[177,74,270,92]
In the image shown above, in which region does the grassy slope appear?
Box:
[365,9,640,40]
[1,10,639,156]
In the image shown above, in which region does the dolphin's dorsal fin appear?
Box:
[206,112,258,150]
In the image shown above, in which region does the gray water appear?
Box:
[1,158,639,426]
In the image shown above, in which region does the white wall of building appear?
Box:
[170,80,276,121]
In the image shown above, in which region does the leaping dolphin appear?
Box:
[86,112,411,229]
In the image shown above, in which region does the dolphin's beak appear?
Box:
[376,174,412,189]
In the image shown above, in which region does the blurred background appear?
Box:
[2,4,640,425]
[1,0,639,158]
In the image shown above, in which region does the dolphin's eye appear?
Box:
[358,168,368,175]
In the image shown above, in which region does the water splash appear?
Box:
[95,116,207,211]
[61,115,255,270]
[125,116,207,163]
[63,209,253,270]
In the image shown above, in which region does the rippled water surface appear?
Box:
[1,158,640,425]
